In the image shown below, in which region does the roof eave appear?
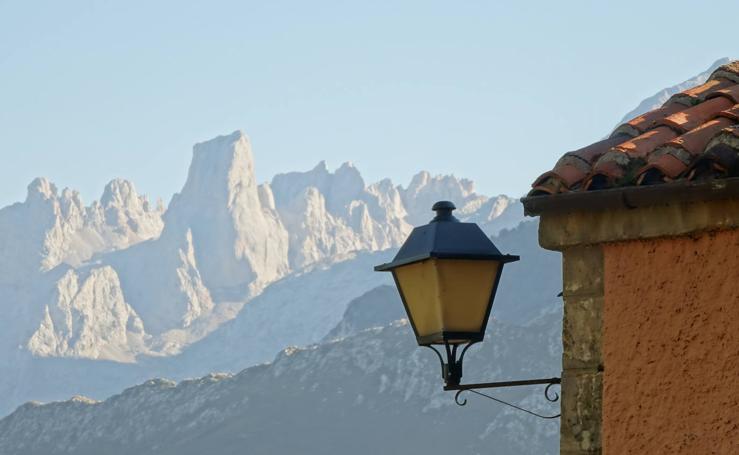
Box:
[521,177,739,217]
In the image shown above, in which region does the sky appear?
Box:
[0,0,736,208]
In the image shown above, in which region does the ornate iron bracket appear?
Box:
[425,343,561,419]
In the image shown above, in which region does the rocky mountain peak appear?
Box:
[401,171,482,224]
[178,130,256,201]
[101,179,139,208]
[161,130,289,296]
[0,130,522,374]
[25,177,57,203]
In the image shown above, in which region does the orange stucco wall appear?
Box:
[602,229,739,454]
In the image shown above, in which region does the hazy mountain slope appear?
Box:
[323,285,404,341]
[0,152,523,416]
[0,250,395,418]
[0,178,163,366]
[143,219,555,380]
[156,250,396,376]
[321,219,561,343]
[2,131,522,365]
[0,218,552,419]
[0,310,562,455]
[0,178,163,289]
[489,220,562,324]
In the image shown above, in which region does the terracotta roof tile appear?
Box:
[530,134,630,195]
[612,126,678,157]
[666,117,735,157]
[709,61,739,84]
[637,117,734,184]
[660,96,733,133]
[529,60,739,196]
[668,77,735,106]
[611,102,684,137]
[717,104,739,121]
[689,125,739,179]
[706,84,739,104]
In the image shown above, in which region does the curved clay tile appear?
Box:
[709,61,739,84]
[528,135,631,195]
[689,125,739,179]
[668,78,736,106]
[611,102,684,137]
[636,118,735,184]
[529,61,739,196]
[705,83,739,104]
[613,126,678,158]
[530,169,579,196]
[716,104,739,121]
[586,127,678,189]
[660,96,734,133]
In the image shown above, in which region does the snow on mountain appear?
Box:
[0,309,562,455]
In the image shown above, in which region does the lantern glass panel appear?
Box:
[394,258,499,344]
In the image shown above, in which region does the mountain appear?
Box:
[7,132,521,360]
[0,217,558,423]
[322,285,404,341]
[0,309,563,455]
[0,178,164,366]
[0,177,163,288]
[0,131,523,416]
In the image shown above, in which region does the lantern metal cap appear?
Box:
[374,201,519,272]
[431,200,458,222]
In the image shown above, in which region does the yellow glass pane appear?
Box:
[436,259,499,333]
[394,260,442,338]
[394,258,499,341]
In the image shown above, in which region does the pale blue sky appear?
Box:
[1,1,736,208]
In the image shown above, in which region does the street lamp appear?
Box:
[375,201,560,416]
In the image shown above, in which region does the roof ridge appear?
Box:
[529,69,739,196]
[708,60,739,84]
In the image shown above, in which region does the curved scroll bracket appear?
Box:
[454,389,468,406]
[544,382,560,403]
[421,341,561,419]
[452,385,561,419]
[448,378,561,419]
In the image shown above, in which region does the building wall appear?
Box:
[560,245,604,454]
[602,229,739,454]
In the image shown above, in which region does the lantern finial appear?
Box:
[431,200,458,223]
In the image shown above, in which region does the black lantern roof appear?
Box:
[374,201,519,271]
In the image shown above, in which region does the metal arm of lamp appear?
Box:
[425,341,561,419]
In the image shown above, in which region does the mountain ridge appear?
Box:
[2,130,521,363]
[0,131,523,416]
